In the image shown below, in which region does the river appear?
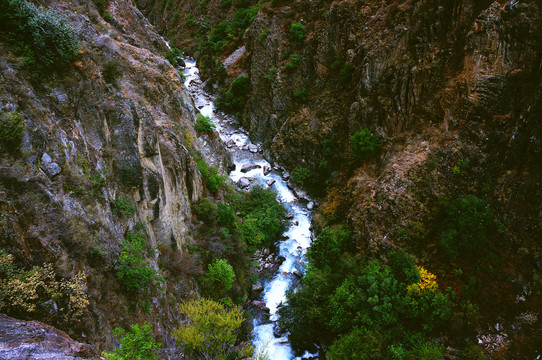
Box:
[182,59,317,359]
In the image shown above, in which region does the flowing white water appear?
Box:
[182,59,317,359]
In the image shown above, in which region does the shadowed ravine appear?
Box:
[182,59,317,359]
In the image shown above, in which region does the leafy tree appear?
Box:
[175,298,253,360]
[104,322,162,360]
[285,53,301,70]
[194,197,219,224]
[389,249,420,285]
[217,77,250,112]
[307,228,341,270]
[288,22,305,45]
[202,259,235,299]
[239,186,287,248]
[439,195,492,259]
[239,215,264,250]
[350,129,380,159]
[195,114,216,132]
[330,261,402,333]
[231,6,258,38]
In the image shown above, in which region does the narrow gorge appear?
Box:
[0,0,541,359]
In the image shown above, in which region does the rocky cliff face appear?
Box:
[0,0,231,354]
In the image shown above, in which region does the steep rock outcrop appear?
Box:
[0,0,230,354]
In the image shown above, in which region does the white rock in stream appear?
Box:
[248,144,258,153]
[237,177,251,188]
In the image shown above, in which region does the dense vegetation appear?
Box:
[0,0,78,76]
[277,220,491,358]
[175,298,253,360]
[104,322,162,360]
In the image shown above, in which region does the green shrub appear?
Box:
[216,76,250,112]
[116,231,163,295]
[195,114,216,132]
[327,328,384,360]
[232,6,258,38]
[209,21,232,46]
[194,197,218,224]
[239,186,287,248]
[285,53,301,70]
[102,59,122,84]
[349,129,380,159]
[196,160,227,193]
[202,259,235,299]
[220,0,232,9]
[292,166,311,186]
[165,0,172,9]
[231,76,250,96]
[90,170,106,195]
[102,11,115,24]
[112,196,136,217]
[175,298,253,360]
[240,215,264,249]
[104,322,162,360]
[198,0,208,11]
[0,0,78,75]
[439,195,492,259]
[93,0,109,15]
[264,67,277,82]
[293,88,308,103]
[217,203,236,228]
[307,228,341,270]
[288,22,305,44]
[0,111,24,155]
[173,12,180,22]
[186,13,197,27]
[257,28,270,42]
[340,63,353,83]
[410,341,445,360]
[0,254,89,322]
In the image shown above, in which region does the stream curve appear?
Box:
[182,59,317,359]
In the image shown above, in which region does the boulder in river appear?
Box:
[285,213,294,219]
[248,144,258,153]
[307,201,315,210]
[253,300,267,310]
[241,164,261,173]
[273,323,282,338]
[293,270,303,278]
[237,177,251,188]
[263,166,272,175]
[252,282,264,293]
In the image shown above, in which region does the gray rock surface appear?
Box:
[0,314,99,359]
